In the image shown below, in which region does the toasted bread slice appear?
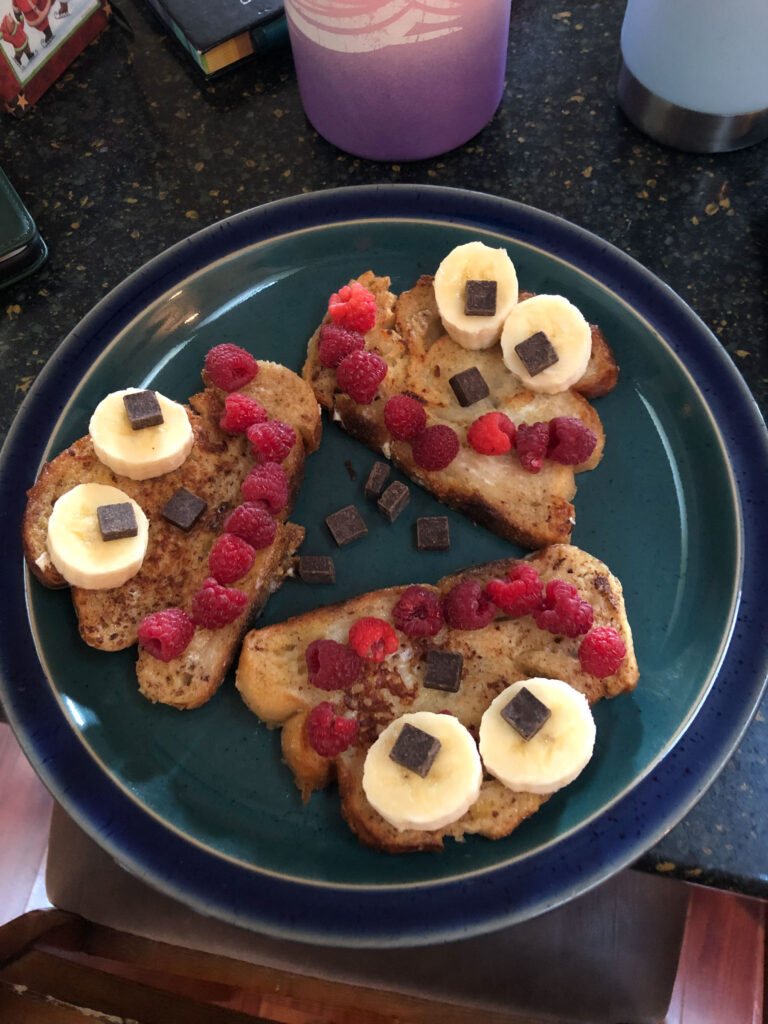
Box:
[236,543,639,852]
[23,360,322,709]
[302,273,619,549]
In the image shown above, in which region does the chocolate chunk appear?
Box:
[416,516,450,551]
[389,722,441,778]
[325,505,368,546]
[514,331,559,377]
[377,480,410,523]
[464,279,497,316]
[364,461,391,500]
[424,650,463,693]
[449,367,490,407]
[97,502,138,541]
[162,487,206,532]
[123,389,164,430]
[298,555,336,584]
[501,686,551,740]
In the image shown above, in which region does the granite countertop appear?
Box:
[2,0,766,900]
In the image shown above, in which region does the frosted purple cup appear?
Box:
[284,1,511,161]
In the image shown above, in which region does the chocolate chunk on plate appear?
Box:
[97,502,138,541]
[449,367,490,407]
[377,480,410,523]
[464,278,497,316]
[424,650,463,693]
[298,555,336,584]
[416,516,450,551]
[325,505,368,546]
[123,389,164,430]
[364,461,391,499]
[389,722,441,778]
[501,686,551,740]
[162,487,206,532]
[515,331,559,377]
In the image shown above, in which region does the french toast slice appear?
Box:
[23,360,322,709]
[236,543,639,853]
[302,273,619,550]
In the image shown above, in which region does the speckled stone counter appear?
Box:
[2,0,766,899]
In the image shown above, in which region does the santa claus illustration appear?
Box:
[1,6,35,65]
[12,0,54,47]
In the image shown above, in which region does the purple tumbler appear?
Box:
[284,1,511,161]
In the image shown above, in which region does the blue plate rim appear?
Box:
[1,184,767,947]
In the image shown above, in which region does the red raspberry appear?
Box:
[348,617,399,662]
[533,579,594,638]
[219,393,268,434]
[467,411,516,455]
[190,577,248,629]
[205,344,259,392]
[383,394,427,441]
[516,421,550,473]
[578,626,627,677]
[547,416,598,465]
[306,701,359,757]
[317,323,366,368]
[137,608,195,662]
[224,502,278,550]
[443,579,495,630]
[411,424,460,471]
[392,585,444,637]
[241,461,289,513]
[328,281,377,333]
[336,349,388,404]
[247,420,296,462]
[208,533,256,584]
[305,638,362,690]
[485,564,543,617]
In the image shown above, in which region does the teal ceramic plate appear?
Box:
[2,186,766,946]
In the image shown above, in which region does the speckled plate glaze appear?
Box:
[1,186,767,947]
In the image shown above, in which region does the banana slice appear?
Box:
[362,711,482,831]
[500,294,591,394]
[434,241,519,350]
[47,483,149,589]
[479,678,595,795]
[89,388,194,481]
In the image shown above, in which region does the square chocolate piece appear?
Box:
[464,278,497,316]
[298,555,336,584]
[501,686,551,740]
[97,502,138,541]
[123,389,164,430]
[364,461,391,500]
[162,487,206,532]
[377,480,410,523]
[514,331,559,377]
[449,367,490,407]
[325,505,368,547]
[389,723,442,778]
[424,650,464,693]
[416,516,450,552]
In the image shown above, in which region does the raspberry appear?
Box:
[467,411,516,455]
[516,421,550,473]
[485,564,543,617]
[348,617,399,662]
[533,579,594,638]
[137,608,195,662]
[336,349,388,404]
[443,579,495,630]
[578,626,627,677]
[383,394,427,441]
[305,638,362,690]
[247,419,296,462]
[190,577,248,629]
[317,323,366,368]
[328,281,377,333]
[411,424,460,471]
[204,344,259,392]
[547,416,598,465]
[306,701,359,757]
[224,502,278,550]
[208,533,256,584]
[219,393,268,434]
[392,585,444,637]
[241,461,289,513]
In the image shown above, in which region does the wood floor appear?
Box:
[0,721,764,1024]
